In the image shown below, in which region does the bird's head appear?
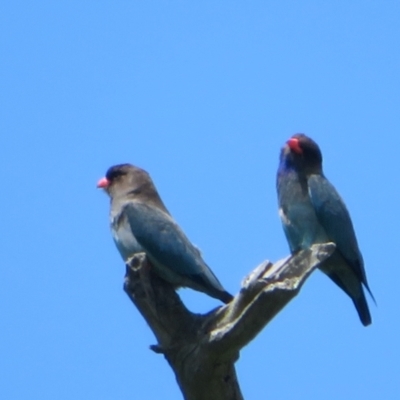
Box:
[97,164,151,199]
[281,133,323,174]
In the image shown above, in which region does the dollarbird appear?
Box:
[277,134,374,326]
[97,163,233,304]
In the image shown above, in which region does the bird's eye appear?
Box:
[106,169,125,181]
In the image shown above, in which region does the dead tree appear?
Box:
[124,242,335,400]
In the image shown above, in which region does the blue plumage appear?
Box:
[98,164,233,304]
[277,134,373,326]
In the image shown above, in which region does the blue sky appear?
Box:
[1,2,399,399]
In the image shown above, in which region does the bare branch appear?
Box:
[208,243,335,356]
[123,243,335,400]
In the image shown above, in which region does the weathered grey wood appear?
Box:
[124,243,335,400]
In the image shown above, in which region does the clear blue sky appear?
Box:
[1,2,399,399]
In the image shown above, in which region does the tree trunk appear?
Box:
[124,243,335,400]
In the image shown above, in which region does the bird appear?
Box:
[276,133,374,326]
[97,163,233,304]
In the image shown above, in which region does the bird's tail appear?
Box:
[352,292,372,327]
[327,271,372,326]
[219,290,234,304]
[320,256,372,327]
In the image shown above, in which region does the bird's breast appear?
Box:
[110,212,143,261]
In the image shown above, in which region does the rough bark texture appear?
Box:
[124,243,335,400]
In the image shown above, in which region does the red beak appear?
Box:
[97,177,110,188]
[287,137,302,154]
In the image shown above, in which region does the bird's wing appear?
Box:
[122,201,225,291]
[307,174,367,284]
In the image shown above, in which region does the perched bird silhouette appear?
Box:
[97,163,233,304]
[276,134,374,326]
